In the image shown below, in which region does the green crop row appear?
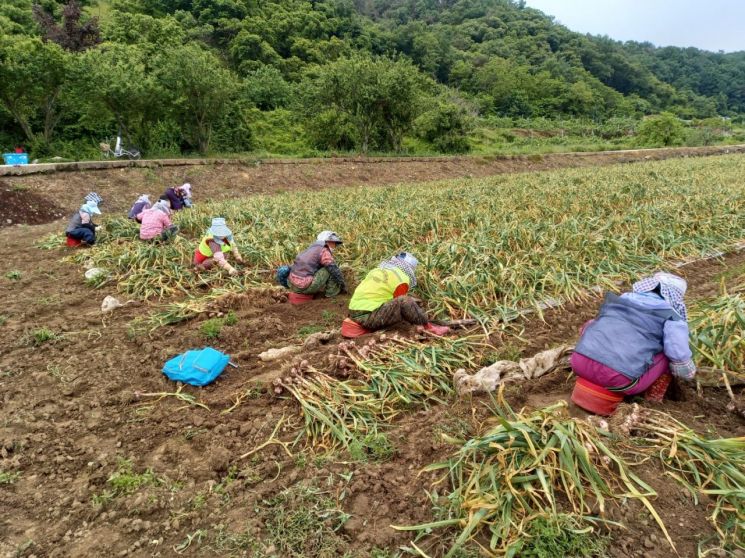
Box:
[77,155,745,325]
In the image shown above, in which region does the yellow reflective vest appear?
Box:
[197,235,232,258]
[349,267,410,313]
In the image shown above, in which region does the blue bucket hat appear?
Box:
[208,218,232,239]
[81,201,101,215]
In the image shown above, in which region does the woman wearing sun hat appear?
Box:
[287,231,347,301]
[570,271,696,415]
[65,200,102,246]
[193,218,244,275]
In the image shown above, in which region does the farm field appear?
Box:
[1,154,744,558]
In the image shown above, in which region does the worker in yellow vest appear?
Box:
[347,253,449,335]
[193,217,244,275]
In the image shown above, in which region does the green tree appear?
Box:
[414,95,474,153]
[102,10,185,47]
[303,55,426,152]
[243,65,293,110]
[156,44,238,153]
[0,0,37,35]
[0,35,68,146]
[637,112,685,146]
[72,42,163,146]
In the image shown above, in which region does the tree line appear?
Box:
[1,0,743,158]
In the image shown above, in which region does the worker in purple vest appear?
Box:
[160,185,189,211]
[287,231,347,298]
[570,272,696,414]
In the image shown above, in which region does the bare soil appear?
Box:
[1,156,744,558]
[2,145,744,220]
[0,180,66,228]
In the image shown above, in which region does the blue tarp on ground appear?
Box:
[162,347,230,386]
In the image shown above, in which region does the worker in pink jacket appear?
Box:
[137,200,178,242]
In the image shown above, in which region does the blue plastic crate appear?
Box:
[2,153,28,165]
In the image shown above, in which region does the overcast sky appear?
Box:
[525,0,745,53]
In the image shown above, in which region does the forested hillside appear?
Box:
[2,0,744,159]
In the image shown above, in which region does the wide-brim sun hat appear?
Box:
[316,230,343,244]
[85,192,103,205]
[82,201,101,215]
[208,217,232,238]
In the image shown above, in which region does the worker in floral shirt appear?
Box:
[161,185,188,211]
[287,231,347,297]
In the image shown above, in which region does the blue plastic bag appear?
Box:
[162,347,230,386]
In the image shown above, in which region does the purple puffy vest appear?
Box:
[290,242,325,278]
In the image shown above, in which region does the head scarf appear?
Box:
[179,183,192,198]
[136,194,150,205]
[632,272,688,320]
[153,200,171,214]
[85,192,103,206]
[379,253,418,288]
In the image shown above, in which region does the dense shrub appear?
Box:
[414,97,474,153]
[637,113,685,146]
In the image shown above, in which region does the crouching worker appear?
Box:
[287,231,347,302]
[570,272,696,416]
[138,200,178,242]
[65,200,101,246]
[161,184,188,211]
[343,253,449,337]
[193,218,243,276]
[128,194,151,223]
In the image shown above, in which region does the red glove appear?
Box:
[422,322,450,336]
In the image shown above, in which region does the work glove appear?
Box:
[327,263,347,293]
[422,322,451,336]
[221,261,238,276]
